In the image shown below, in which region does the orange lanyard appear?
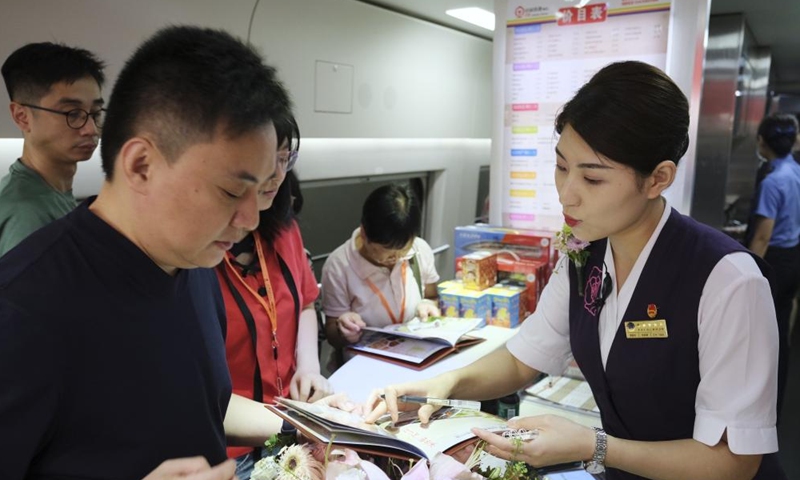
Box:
[365,261,408,324]
[224,231,282,392]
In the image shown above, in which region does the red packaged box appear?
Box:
[496,256,548,315]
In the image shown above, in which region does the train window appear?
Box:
[475,165,490,223]
[296,172,430,279]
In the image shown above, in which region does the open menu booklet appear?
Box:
[347,317,486,370]
[267,397,508,460]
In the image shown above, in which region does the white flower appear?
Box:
[251,456,282,480]
[278,444,325,480]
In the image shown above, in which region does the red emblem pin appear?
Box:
[647,304,657,319]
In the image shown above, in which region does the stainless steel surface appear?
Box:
[726,44,771,224]
[691,14,745,228]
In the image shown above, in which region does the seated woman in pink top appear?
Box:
[322,184,440,347]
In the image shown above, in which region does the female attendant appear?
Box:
[322,184,440,347]
[217,115,331,478]
[747,113,800,420]
[369,62,784,480]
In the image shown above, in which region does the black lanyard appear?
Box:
[219,251,299,403]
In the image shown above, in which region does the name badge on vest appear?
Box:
[625,304,668,339]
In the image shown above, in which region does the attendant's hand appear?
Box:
[415,299,441,320]
[337,312,366,344]
[363,376,455,424]
[289,370,333,403]
[470,415,595,467]
[142,457,236,480]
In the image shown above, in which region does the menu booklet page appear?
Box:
[347,317,486,369]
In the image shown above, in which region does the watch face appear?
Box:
[585,461,605,474]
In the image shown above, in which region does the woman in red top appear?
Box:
[216,115,331,477]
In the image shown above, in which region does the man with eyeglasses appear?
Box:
[0,42,105,256]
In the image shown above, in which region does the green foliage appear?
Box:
[264,432,298,456]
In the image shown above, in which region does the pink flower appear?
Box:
[566,236,590,252]
[427,453,484,480]
[583,266,603,316]
[322,448,390,480]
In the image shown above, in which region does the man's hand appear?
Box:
[314,392,367,416]
[142,457,237,480]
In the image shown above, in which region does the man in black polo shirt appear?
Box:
[0,26,290,480]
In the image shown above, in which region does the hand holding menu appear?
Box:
[347,317,485,369]
[268,397,508,460]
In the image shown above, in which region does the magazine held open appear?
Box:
[267,397,508,460]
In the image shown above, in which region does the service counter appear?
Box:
[328,325,600,430]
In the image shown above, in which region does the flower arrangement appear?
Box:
[249,436,536,480]
[553,224,590,296]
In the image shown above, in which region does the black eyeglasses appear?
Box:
[277,150,298,172]
[594,264,613,316]
[20,103,105,129]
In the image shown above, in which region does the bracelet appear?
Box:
[584,427,607,474]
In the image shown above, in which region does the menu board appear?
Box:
[501,1,672,230]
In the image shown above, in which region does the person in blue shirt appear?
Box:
[748,113,800,419]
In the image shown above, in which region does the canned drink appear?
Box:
[497,393,520,419]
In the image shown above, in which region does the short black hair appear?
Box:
[257,114,301,244]
[556,61,689,176]
[758,114,798,158]
[1,42,105,103]
[361,184,421,249]
[100,25,291,179]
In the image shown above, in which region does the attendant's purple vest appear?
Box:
[568,209,784,480]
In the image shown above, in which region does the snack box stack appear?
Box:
[437,279,526,328]
[454,225,558,315]
[435,279,490,327]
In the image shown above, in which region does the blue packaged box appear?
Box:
[486,285,522,328]
[455,289,490,327]
[439,288,461,318]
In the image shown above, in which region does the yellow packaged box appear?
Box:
[436,279,462,297]
[486,285,522,328]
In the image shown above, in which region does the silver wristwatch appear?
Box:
[584,427,607,474]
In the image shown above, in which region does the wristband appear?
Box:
[280,419,297,435]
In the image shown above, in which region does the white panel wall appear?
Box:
[248,0,492,138]
[0,0,492,139]
[0,0,494,278]
[0,0,253,138]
